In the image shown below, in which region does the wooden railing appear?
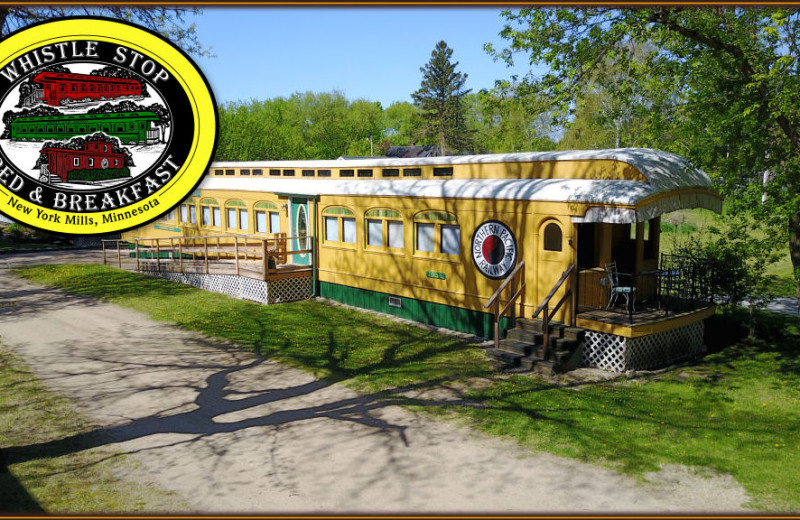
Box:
[531,264,576,360]
[483,261,526,349]
[101,234,313,282]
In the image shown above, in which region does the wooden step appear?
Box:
[506,328,542,344]
[487,348,523,367]
[497,339,534,356]
[515,318,565,337]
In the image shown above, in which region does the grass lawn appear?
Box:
[12,264,800,511]
[0,347,186,513]
[0,238,69,252]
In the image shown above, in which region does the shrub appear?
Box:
[5,223,27,241]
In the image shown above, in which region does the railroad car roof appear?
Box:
[204,148,721,223]
[34,72,140,84]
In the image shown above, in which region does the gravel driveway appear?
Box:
[0,252,749,513]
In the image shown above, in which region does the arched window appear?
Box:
[365,208,404,250]
[413,211,459,256]
[543,223,562,252]
[322,206,356,245]
[225,199,248,231]
[180,198,197,224]
[254,201,280,234]
[200,198,220,228]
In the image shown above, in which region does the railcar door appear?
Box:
[289,197,311,266]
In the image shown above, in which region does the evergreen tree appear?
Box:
[412,41,472,156]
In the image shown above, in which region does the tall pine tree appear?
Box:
[412,41,472,156]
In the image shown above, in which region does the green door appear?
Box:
[290,197,311,266]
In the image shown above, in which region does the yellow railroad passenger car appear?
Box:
[123,149,722,372]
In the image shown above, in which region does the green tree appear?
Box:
[381,101,426,149]
[412,41,473,155]
[0,7,208,55]
[491,8,800,307]
[469,81,557,153]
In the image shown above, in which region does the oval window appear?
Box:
[543,223,562,252]
[297,205,308,250]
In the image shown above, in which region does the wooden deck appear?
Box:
[576,305,716,338]
[102,235,313,282]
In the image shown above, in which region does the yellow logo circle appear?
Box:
[0,17,217,234]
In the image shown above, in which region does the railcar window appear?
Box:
[214,169,223,176]
[318,169,331,177]
[302,169,315,177]
[340,169,354,178]
[283,169,295,176]
[382,168,399,177]
[241,169,250,176]
[433,167,453,177]
[365,208,404,250]
[357,169,373,178]
[269,169,281,176]
[254,201,280,234]
[225,169,234,176]
[253,169,263,176]
[403,168,421,177]
[543,223,562,252]
[414,210,459,256]
[322,206,356,246]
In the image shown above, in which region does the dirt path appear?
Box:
[0,258,749,513]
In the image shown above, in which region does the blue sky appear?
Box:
[190,7,536,108]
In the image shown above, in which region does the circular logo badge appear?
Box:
[0,17,217,234]
[472,220,518,280]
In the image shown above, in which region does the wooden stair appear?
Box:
[487,318,585,375]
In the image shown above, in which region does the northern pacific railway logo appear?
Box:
[472,220,518,280]
[0,18,217,234]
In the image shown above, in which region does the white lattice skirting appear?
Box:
[144,271,312,305]
[582,321,705,372]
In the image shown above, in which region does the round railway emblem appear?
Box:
[472,220,518,280]
[0,17,217,235]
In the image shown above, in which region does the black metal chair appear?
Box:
[605,261,636,318]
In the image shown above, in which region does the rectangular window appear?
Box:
[283,169,295,176]
[114,159,119,166]
[253,169,263,176]
[382,168,399,177]
[256,211,267,233]
[212,207,221,227]
[180,206,188,222]
[202,206,211,226]
[367,219,383,247]
[241,169,250,176]
[342,218,356,244]
[73,157,79,167]
[324,216,339,242]
[227,208,237,229]
[441,225,460,255]
[403,168,421,177]
[239,209,248,231]
[302,169,315,177]
[88,158,94,167]
[269,212,280,233]
[388,221,404,249]
[433,166,453,177]
[189,206,197,224]
[357,169,373,178]
[318,169,331,177]
[417,223,435,252]
[269,169,281,176]
[340,169,354,177]
[162,209,175,221]
[225,169,234,176]
[214,169,223,176]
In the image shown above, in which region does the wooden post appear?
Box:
[155,240,161,271]
[570,266,578,327]
[117,240,121,269]
[494,299,500,349]
[102,240,107,265]
[510,276,517,323]
[135,240,140,271]
[178,239,183,272]
[519,264,526,319]
[204,238,209,274]
[542,302,550,360]
[262,239,268,280]
[234,236,240,276]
